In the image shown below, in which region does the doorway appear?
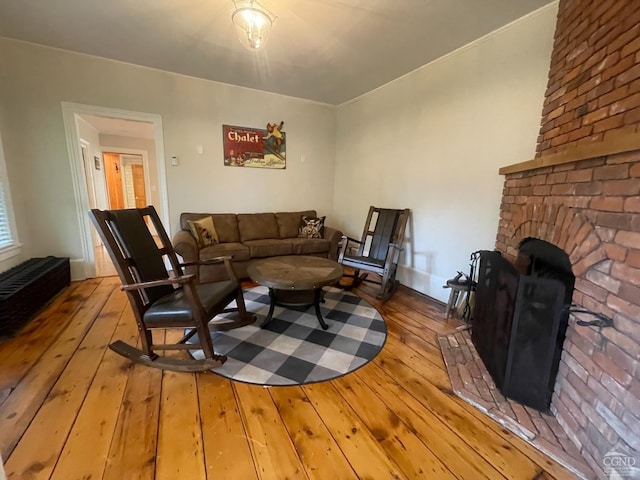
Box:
[62,102,169,280]
[93,150,152,277]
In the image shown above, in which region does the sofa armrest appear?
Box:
[323,226,343,261]
[173,229,199,263]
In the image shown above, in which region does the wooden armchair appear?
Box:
[338,206,410,301]
[89,206,255,372]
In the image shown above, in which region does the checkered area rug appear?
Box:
[189,286,387,386]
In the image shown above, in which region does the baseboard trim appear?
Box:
[397,265,449,303]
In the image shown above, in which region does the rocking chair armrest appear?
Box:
[341,235,363,245]
[386,243,404,263]
[121,274,196,291]
[338,235,363,262]
[179,255,233,267]
[179,255,239,284]
[220,256,239,283]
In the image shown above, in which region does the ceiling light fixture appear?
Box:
[231,0,276,51]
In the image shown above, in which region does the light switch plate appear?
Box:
[170,155,178,166]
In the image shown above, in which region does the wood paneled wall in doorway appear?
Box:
[103,152,123,209]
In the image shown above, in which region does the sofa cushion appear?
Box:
[237,213,279,242]
[286,238,331,255]
[275,210,316,239]
[187,216,219,247]
[243,239,293,258]
[211,214,241,243]
[181,213,240,243]
[199,242,250,262]
[298,215,325,238]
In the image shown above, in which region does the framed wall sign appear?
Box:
[223,123,286,169]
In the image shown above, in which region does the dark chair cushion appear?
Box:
[144,280,237,325]
[342,254,385,270]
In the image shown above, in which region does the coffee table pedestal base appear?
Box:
[261,288,329,330]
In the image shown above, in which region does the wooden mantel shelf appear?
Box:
[499,130,640,175]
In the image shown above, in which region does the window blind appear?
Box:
[0,180,14,249]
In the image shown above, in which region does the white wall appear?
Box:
[0,38,336,275]
[333,4,557,301]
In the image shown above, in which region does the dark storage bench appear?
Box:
[0,256,71,338]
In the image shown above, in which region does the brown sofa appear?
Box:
[173,210,343,283]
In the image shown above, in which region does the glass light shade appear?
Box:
[231,1,275,51]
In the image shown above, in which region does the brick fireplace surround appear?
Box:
[494,1,640,477]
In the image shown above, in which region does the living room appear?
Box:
[1,1,639,478]
[0,2,555,305]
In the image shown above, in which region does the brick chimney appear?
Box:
[496,1,640,477]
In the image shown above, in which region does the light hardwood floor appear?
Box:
[0,277,579,480]
[94,244,117,277]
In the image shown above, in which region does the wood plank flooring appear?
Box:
[0,277,580,479]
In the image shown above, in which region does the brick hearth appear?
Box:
[438,329,593,479]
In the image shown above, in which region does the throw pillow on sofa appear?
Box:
[298,215,325,238]
[187,216,219,247]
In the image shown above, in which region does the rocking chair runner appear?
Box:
[89,206,255,372]
[338,206,410,301]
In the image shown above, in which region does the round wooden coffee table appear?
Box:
[247,255,344,330]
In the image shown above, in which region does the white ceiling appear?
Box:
[0,0,553,105]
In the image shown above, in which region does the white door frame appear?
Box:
[62,102,169,279]
[80,141,102,248]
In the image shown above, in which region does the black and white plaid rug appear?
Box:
[189,286,387,386]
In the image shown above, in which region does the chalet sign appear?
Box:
[222,123,286,169]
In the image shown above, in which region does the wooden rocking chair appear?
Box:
[338,206,410,301]
[89,206,255,372]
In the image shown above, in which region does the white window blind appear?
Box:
[0,132,17,255]
[0,180,13,249]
